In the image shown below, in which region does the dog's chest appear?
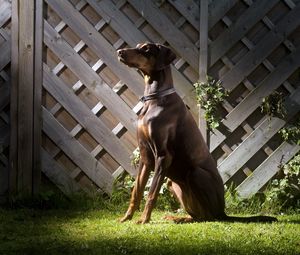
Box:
[137,105,164,139]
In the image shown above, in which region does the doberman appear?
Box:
[117,42,277,224]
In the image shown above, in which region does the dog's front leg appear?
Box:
[137,153,172,224]
[120,162,151,222]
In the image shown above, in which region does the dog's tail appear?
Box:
[221,215,277,223]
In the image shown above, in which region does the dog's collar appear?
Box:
[140,88,176,103]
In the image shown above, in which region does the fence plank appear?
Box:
[44,20,137,134]
[33,0,43,195]
[17,0,35,192]
[199,0,208,82]
[45,0,144,97]
[237,142,300,198]
[199,0,208,142]
[210,0,279,66]
[220,4,300,90]
[42,107,114,194]
[128,0,199,71]
[168,0,199,30]
[208,0,237,30]
[42,149,81,195]
[43,65,134,174]
[0,0,11,27]
[9,0,19,194]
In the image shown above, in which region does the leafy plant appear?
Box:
[261,91,286,118]
[224,184,266,215]
[264,153,300,211]
[131,148,141,167]
[194,76,228,130]
[279,117,300,145]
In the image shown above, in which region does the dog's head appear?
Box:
[117,43,176,74]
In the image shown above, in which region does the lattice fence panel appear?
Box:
[41,0,200,194]
[206,0,300,197]
[0,0,11,202]
[0,0,299,198]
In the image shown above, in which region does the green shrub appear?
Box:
[279,117,300,145]
[194,76,228,130]
[264,153,300,212]
[261,91,286,118]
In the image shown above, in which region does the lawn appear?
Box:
[0,208,299,255]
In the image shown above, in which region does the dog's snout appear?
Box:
[117,49,124,57]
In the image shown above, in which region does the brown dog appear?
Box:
[117,43,276,224]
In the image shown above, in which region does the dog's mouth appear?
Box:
[118,55,126,63]
[118,56,137,68]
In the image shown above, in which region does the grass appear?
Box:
[0,207,299,255]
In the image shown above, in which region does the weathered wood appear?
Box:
[43,64,134,174]
[44,20,137,134]
[0,41,10,70]
[45,0,144,97]
[128,0,199,71]
[222,46,300,132]
[0,123,9,148]
[17,0,35,192]
[0,0,11,27]
[168,0,199,30]
[219,117,285,183]
[210,0,279,66]
[169,0,237,32]
[3,0,299,198]
[208,0,237,30]
[8,0,43,195]
[219,86,300,182]
[0,163,8,203]
[42,107,114,194]
[33,0,43,195]
[199,0,208,142]
[9,0,19,195]
[237,142,300,198]
[199,0,208,82]
[220,4,300,90]
[210,5,300,152]
[0,83,9,112]
[42,149,81,195]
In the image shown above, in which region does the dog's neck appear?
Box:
[143,67,174,96]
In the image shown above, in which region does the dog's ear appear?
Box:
[155,44,176,70]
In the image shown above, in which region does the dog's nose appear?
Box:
[117,49,124,57]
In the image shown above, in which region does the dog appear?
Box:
[117,42,277,224]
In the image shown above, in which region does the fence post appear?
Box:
[9,0,43,197]
[199,0,209,147]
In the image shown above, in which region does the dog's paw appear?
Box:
[136,218,150,224]
[120,215,132,223]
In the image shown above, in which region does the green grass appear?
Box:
[0,208,299,255]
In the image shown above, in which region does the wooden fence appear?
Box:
[0,0,299,202]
